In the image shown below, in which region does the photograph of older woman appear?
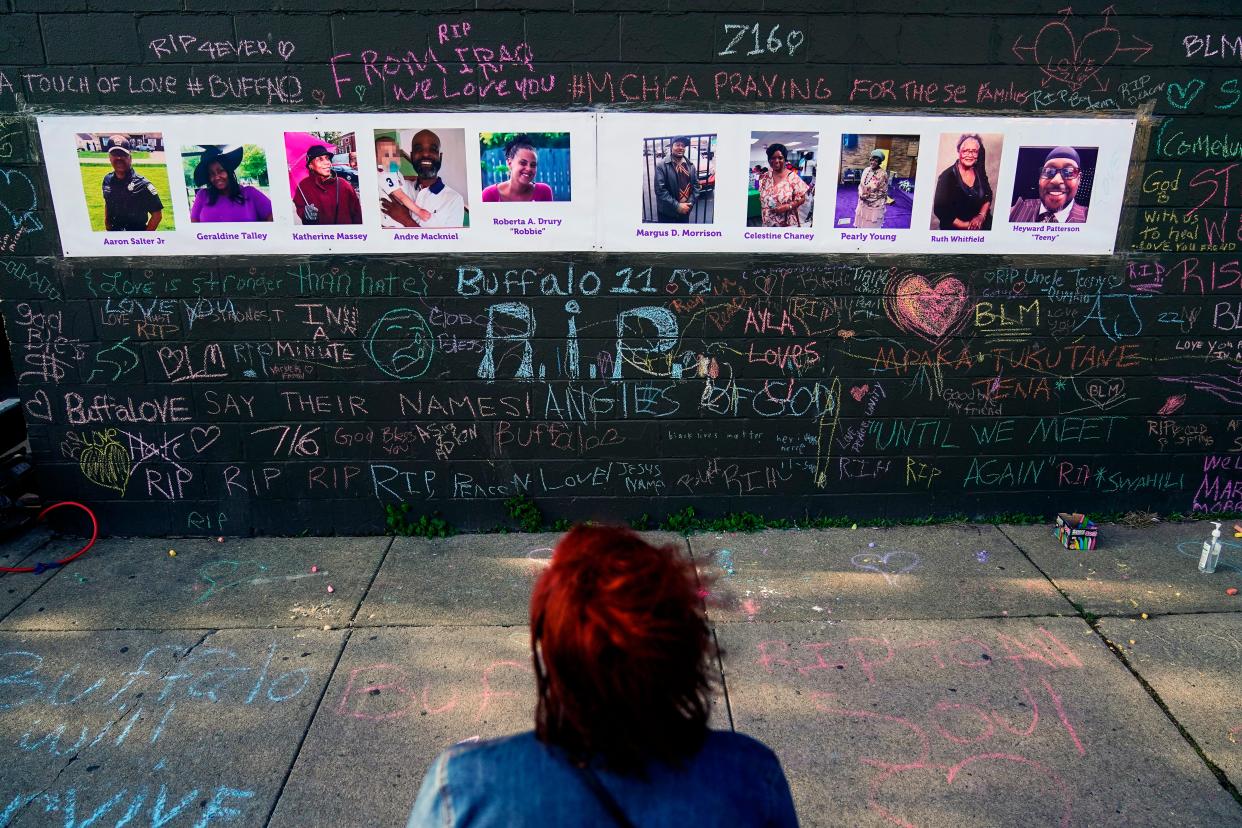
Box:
[856,150,890,228]
[748,132,816,228]
[284,131,363,226]
[183,145,273,223]
[834,134,919,230]
[408,524,798,827]
[931,133,1001,232]
[642,134,716,224]
[480,133,570,202]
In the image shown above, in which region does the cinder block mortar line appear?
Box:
[682,535,734,730]
[346,535,395,625]
[263,627,354,828]
[997,526,1242,810]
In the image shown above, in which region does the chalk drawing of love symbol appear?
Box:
[885,273,970,344]
[0,168,43,236]
[851,551,919,585]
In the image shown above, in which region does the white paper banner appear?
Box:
[596,113,1135,255]
[39,113,1134,257]
[40,113,595,256]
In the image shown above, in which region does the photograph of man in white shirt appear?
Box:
[377,129,467,229]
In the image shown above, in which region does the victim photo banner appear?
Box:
[38,113,1135,258]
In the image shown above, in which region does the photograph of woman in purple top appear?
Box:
[187,145,274,223]
[480,134,556,203]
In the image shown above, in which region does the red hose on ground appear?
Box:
[0,501,99,574]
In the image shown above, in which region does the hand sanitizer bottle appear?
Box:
[1199,521,1222,574]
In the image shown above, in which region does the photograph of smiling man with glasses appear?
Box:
[1008,145,1095,224]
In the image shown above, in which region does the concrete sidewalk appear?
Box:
[0,522,1238,827]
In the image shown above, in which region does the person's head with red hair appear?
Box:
[530,524,716,773]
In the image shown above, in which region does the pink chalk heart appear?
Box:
[1033,21,1079,85]
[190,425,221,453]
[850,384,869,402]
[888,274,969,342]
[23,389,52,422]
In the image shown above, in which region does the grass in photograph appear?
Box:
[78,162,175,232]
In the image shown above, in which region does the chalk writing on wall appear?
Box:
[0,4,1237,536]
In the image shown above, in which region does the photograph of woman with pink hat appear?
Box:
[284,130,363,226]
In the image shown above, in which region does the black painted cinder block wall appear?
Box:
[1,2,1240,535]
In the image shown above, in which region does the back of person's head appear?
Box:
[531,524,715,772]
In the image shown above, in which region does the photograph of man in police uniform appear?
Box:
[102,138,164,231]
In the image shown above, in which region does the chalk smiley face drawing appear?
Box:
[365,308,435,379]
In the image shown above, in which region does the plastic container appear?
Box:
[1199,521,1222,574]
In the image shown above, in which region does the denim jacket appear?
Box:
[408,729,798,827]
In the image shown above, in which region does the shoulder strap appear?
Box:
[573,763,637,828]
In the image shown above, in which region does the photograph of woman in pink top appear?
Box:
[186,145,273,223]
[480,134,564,203]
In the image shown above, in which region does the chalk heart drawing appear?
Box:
[190,425,221,453]
[79,429,132,494]
[886,274,969,343]
[851,551,919,585]
[850,384,870,402]
[1080,377,1125,410]
[1012,8,1151,93]
[525,546,553,568]
[1166,79,1205,111]
[0,168,42,235]
[23,389,51,422]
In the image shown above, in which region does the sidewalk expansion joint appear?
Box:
[1093,621,1242,808]
[998,526,1242,809]
[348,536,394,625]
[712,627,735,732]
[263,627,354,827]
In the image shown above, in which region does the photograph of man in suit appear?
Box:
[1008,146,1089,224]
